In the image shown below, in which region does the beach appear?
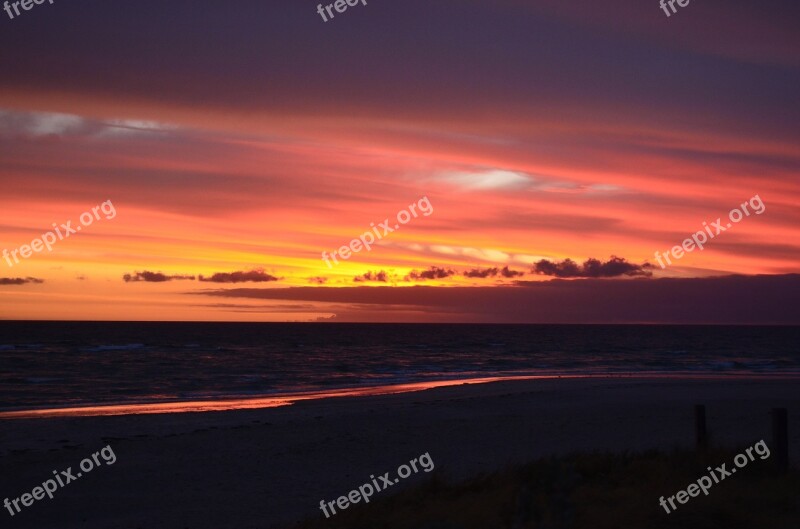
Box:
[1,376,797,528]
[2,0,799,526]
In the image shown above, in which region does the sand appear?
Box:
[0,377,797,528]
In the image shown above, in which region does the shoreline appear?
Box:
[2,372,799,419]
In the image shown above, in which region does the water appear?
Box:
[0,322,798,411]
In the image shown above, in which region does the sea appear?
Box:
[0,322,798,413]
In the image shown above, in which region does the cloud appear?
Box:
[198,269,279,283]
[405,267,456,281]
[195,274,800,324]
[532,256,652,278]
[463,266,525,279]
[438,169,532,190]
[464,267,500,278]
[0,110,175,139]
[123,271,196,282]
[500,266,525,278]
[103,118,177,133]
[435,168,619,194]
[0,277,44,285]
[308,276,328,285]
[354,270,391,283]
[0,110,84,137]
[533,259,582,278]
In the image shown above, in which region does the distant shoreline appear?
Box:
[2,372,798,419]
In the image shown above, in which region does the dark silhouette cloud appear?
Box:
[533,259,582,277]
[464,267,499,278]
[354,271,391,283]
[123,271,195,282]
[464,266,525,279]
[533,256,652,278]
[308,276,328,285]
[500,266,525,278]
[0,277,44,285]
[405,267,456,281]
[198,274,800,324]
[198,269,278,283]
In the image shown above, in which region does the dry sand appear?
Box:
[0,377,797,528]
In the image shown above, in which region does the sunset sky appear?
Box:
[1,0,798,322]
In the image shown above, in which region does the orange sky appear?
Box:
[0,0,798,321]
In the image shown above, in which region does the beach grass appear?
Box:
[288,448,800,529]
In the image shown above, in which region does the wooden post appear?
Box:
[772,408,789,473]
[695,405,708,452]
